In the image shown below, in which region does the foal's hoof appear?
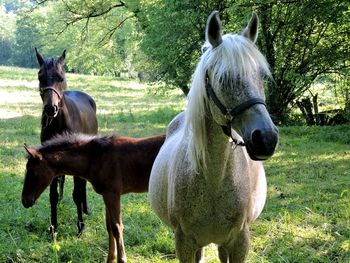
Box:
[77,221,85,237]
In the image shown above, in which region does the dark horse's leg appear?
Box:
[49,176,61,238]
[72,177,89,237]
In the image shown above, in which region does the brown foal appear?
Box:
[22,133,165,263]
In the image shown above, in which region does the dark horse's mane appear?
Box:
[38,133,115,154]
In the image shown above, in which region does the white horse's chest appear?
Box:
[170,167,251,244]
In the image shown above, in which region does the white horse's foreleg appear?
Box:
[195,247,204,263]
[227,223,250,263]
[218,246,228,263]
[175,226,198,263]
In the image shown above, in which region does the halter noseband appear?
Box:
[40,87,62,128]
[205,73,266,146]
[40,87,62,100]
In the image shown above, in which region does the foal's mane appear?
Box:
[184,34,270,172]
[38,133,100,153]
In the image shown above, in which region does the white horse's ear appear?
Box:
[35,48,44,66]
[206,11,223,48]
[242,12,259,43]
[24,144,43,160]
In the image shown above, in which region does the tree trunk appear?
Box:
[296,98,315,126]
[312,94,319,125]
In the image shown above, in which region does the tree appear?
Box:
[134,0,228,94]
[229,0,349,123]
[12,6,47,67]
[0,6,16,65]
[137,0,349,123]
[35,0,140,76]
[31,0,349,124]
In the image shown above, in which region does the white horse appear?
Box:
[149,11,278,262]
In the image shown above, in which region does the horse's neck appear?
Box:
[46,146,90,180]
[202,115,234,181]
[59,94,71,123]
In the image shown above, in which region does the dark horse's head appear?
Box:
[21,145,55,208]
[35,48,67,118]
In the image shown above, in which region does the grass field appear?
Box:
[0,65,349,263]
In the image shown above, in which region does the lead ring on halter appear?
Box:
[205,72,266,146]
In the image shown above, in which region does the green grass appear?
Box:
[0,66,349,262]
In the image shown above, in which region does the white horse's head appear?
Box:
[186,11,278,165]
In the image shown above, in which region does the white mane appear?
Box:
[184,34,271,172]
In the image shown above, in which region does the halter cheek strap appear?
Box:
[205,74,266,145]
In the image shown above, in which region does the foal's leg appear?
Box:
[175,226,198,263]
[105,206,117,263]
[72,177,86,236]
[103,194,126,263]
[49,177,59,237]
[58,175,65,204]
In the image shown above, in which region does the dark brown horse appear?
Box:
[35,48,98,236]
[22,133,166,263]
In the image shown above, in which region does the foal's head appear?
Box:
[189,11,278,161]
[21,145,55,208]
[35,48,67,118]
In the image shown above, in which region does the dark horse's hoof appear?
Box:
[83,206,90,215]
[77,221,85,238]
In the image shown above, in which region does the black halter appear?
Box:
[205,73,266,145]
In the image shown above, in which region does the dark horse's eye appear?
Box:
[55,75,64,82]
[39,78,47,88]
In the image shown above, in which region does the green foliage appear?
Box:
[228,0,349,123]
[0,7,16,65]
[1,0,348,122]
[0,66,349,262]
[12,6,47,67]
[134,0,228,94]
[1,0,142,76]
[41,1,138,76]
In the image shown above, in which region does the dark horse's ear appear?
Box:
[35,48,44,66]
[242,12,259,43]
[206,11,223,48]
[57,50,66,66]
[24,144,43,160]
